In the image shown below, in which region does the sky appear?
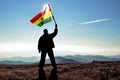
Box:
[0,0,120,58]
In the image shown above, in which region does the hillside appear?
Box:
[0,61,120,80]
[0,55,120,64]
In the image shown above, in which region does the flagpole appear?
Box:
[48,4,57,24]
[52,15,57,24]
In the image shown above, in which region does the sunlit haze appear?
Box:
[0,0,120,58]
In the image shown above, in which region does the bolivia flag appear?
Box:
[30,4,53,27]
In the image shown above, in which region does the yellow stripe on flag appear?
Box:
[33,11,52,25]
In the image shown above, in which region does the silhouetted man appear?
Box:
[38,24,58,69]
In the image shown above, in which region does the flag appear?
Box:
[30,4,53,27]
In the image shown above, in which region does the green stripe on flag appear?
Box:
[37,17,52,27]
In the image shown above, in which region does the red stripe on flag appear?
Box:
[30,9,46,23]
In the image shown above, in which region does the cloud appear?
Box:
[80,18,111,25]
[0,43,36,53]
[55,44,120,54]
[65,18,111,26]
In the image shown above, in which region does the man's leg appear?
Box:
[39,51,46,69]
[48,49,57,68]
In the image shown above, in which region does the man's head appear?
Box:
[43,29,48,34]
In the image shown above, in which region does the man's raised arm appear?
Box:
[50,24,58,38]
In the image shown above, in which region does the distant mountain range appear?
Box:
[0,55,120,64]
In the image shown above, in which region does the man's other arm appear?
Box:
[38,38,41,53]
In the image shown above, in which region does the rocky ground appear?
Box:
[0,61,120,80]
